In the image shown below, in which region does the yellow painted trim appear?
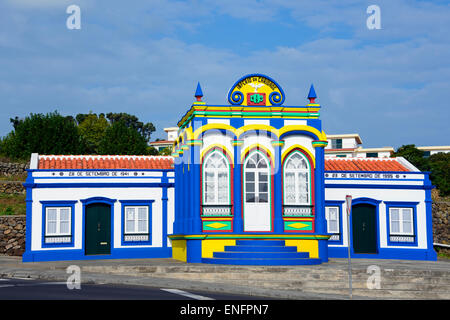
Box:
[184,126,194,140]
[201,239,236,258]
[236,124,278,139]
[281,145,316,168]
[285,239,319,258]
[279,125,326,141]
[200,144,234,166]
[193,123,237,140]
[171,239,187,262]
[241,143,274,165]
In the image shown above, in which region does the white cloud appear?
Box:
[0,0,449,147]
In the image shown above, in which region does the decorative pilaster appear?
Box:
[312,140,327,234]
[232,140,244,233]
[188,140,202,234]
[312,139,328,262]
[271,140,285,233]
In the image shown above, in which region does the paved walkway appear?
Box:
[0,255,448,300]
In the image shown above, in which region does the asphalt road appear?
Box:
[0,277,271,300]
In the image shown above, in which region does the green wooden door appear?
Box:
[352,204,377,254]
[85,203,111,255]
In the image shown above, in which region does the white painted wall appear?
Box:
[31,186,174,251]
[325,187,428,249]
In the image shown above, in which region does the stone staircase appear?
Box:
[201,240,322,265]
[80,259,450,299]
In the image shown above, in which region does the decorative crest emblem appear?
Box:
[227,74,285,106]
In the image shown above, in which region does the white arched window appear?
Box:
[283,152,310,205]
[203,150,230,205]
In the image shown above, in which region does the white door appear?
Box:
[243,151,271,231]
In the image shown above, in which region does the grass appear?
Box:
[435,247,450,259]
[0,174,27,182]
[0,193,26,216]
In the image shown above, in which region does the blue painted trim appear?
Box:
[162,185,168,248]
[325,184,433,190]
[279,130,321,140]
[325,178,424,182]
[28,169,174,172]
[22,247,172,262]
[186,239,202,263]
[33,183,174,189]
[328,247,437,261]
[40,200,77,248]
[325,170,427,175]
[314,146,326,236]
[33,176,166,180]
[119,200,154,246]
[352,197,382,205]
[425,188,437,260]
[233,143,243,233]
[325,200,345,245]
[273,143,283,233]
[318,239,328,263]
[81,197,116,256]
[81,197,117,205]
[384,201,419,247]
[349,197,381,256]
[192,146,202,233]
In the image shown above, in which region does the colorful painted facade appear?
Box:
[23,74,437,263]
[169,74,332,265]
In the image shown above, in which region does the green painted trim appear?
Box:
[178,110,320,129]
[202,220,232,231]
[284,221,313,231]
[312,140,328,148]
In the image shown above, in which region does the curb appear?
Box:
[0,267,359,300]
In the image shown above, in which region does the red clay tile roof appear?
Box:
[38,155,408,172]
[325,158,409,172]
[38,155,174,170]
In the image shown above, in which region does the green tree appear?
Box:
[392,144,428,171]
[77,112,109,154]
[106,112,155,142]
[159,146,173,156]
[98,120,149,155]
[0,111,85,160]
[428,152,450,196]
[147,146,159,155]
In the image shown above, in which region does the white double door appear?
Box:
[243,152,271,231]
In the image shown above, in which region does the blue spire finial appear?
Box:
[307,84,317,103]
[195,82,203,101]
[308,84,317,99]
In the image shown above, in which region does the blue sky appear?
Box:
[0,0,449,149]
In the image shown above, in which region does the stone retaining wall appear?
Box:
[0,181,25,194]
[0,215,25,256]
[0,161,28,177]
[432,201,449,246]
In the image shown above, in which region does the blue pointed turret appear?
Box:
[307,84,317,103]
[195,82,203,101]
